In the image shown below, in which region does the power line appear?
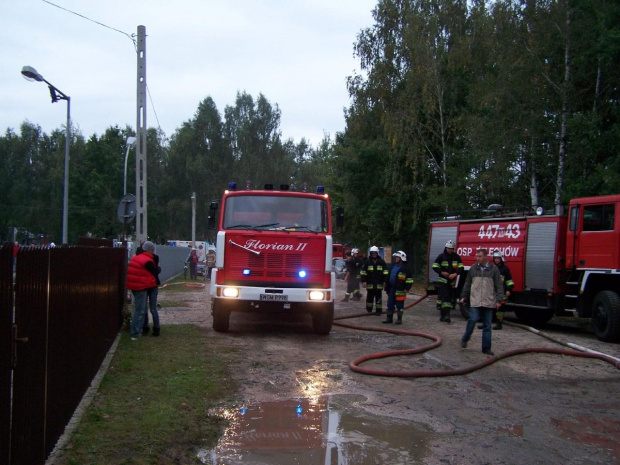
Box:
[42,0,135,44]
[41,0,163,133]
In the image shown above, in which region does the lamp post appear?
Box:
[123,136,137,195]
[21,66,71,244]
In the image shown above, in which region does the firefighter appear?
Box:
[432,240,464,323]
[361,246,388,314]
[341,248,363,302]
[383,250,414,324]
[491,250,514,330]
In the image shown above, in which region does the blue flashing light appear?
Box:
[240,407,247,415]
[316,185,325,194]
[228,182,237,190]
[296,404,303,416]
[242,269,251,276]
[298,270,307,278]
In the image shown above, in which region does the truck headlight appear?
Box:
[308,291,325,301]
[222,287,239,298]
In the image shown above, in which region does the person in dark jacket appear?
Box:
[341,248,363,302]
[383,250,414,325]
[361,246,388,315]
[127,241,158,340]
[491,250,513,330]
[432,240,464,323]
[187,248,198,280]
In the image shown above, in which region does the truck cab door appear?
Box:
[569,202,617,269]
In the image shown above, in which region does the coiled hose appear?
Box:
[333,294,620,377]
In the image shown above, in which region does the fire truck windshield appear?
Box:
[223,195,328,233]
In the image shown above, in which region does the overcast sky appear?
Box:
[1,0,377,146]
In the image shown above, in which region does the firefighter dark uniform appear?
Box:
[342,249,363,302]
[432,240,464,323]
[493,251,514,330]
[383,251,414,325]
[360,246,388,314]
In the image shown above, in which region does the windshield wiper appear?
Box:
[226,224,253,229]
[285,225,320,234]
[253,223,281,230]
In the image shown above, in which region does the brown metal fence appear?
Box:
[0,243,126,465]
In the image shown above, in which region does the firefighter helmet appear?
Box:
[393,250,407,261]
[369,246,379,254]
[445,240,455,249]
[351,248,360,254]
[493,251,503,259]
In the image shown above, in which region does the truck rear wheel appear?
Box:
[312,303,334,335]
[513,307,555,326]
[591,291,620,343]
[212,299,231,333]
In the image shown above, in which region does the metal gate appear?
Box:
[0,243,126,465]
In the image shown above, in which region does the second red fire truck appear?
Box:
[428,195,620,342]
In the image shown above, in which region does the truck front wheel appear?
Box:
[212,299,231,333]
[591,291,620,343]
[312,303,334,335]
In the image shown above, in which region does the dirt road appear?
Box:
[158,279,620,464]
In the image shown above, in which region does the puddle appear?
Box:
[198,394,430,464]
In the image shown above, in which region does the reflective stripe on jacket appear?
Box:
[385,263,414,301]
[432,250,464,284]
[361,256,388,289]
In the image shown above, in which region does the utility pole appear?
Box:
[191,192,196,246]
[135,25,148,244]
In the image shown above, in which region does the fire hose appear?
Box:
[333,294,620,377]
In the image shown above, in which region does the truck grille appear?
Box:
[228,251,322,280]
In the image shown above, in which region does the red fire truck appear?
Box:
[427,195,620,342]
[332,243,353,258]
[209,183,339,335]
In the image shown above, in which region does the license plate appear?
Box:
[259,294,288,301]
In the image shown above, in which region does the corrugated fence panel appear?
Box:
[11,246,50,465]
[8,245,125,465]
[155,245,194,283]
[0,242,14,465]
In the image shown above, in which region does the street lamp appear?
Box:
[21,66,71,244]
[123,136,137,195]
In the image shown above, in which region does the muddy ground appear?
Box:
[158,279,620,465]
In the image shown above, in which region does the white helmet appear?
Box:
[351,248,360,254]
[393,250,407,261]
[493,251,503,259]
[369,246,379,253]
[445,240,455,249]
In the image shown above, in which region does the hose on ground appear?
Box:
[333,294,620,377]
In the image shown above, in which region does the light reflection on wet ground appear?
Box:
[198,394,430,464]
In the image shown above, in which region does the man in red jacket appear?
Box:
[126,241,158,340]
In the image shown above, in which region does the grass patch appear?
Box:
[57,325,237,465]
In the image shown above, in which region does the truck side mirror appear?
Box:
[336,207,344,229]
[569,206,579,231]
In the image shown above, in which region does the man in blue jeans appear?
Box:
[459,248,503,356]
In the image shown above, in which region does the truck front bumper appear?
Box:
[209,269,335,303]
